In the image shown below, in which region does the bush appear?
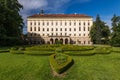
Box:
[0,50,9,53]
[24,51,54,55]
[112,47,120,53]
[64,50,95,56]
[62,45,94,51]
[50,54,73,74]
[25,46,55,51]
[10,50,24,54]
[94,47,112,54]
[10,47,25,54]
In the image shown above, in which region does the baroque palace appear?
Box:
[27,13,93,45]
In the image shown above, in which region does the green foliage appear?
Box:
[0,50,9,53]
[112,47,120,53]
[110,15,120,46]
[50,54,73,74]
[10,47,25,54]
[24,51,54,55]
[90,15,110,44]
[64,50,95,56]
[0,0,23,46]
[94,47,112,54]
[62,45,94,51]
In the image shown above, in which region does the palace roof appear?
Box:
[28,14,92,18]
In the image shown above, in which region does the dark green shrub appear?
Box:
[10,50,24,54]
[112,47,120,53]
[50,54,73,74]
[24,51,54,55]
[0,50,9,53]
[94,47,112,54]
[64,50,95,56]
[62,45,94,51]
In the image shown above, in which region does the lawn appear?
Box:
[0,46,120,80]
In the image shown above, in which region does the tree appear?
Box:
[110,14,120,46]
[90,15,110,44]
[0,0,23,46]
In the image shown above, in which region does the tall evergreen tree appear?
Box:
[0,0,23,46]
[110,14,120,46]
[90,15,110,44]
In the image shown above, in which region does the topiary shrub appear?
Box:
[10,47,25,54]
[50,54,73,74]
[94,47,112,54]
[62,45,94,51]
[64,50,95,56]
[24,51,54,55]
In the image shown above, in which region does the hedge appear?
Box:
[25,46,55,51]
[62,45,94,51]
[112,47,120,53]
[50,54,73,74]
[10,47,25,54]
[0,50,9,53]
[10,50,24,54]
[24,51,54,55]
[64,50,95,56]
[94,47,112,54]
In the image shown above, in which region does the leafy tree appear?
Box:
[0,0,23,46]
[90,15,110,44]
[110,14,120,46]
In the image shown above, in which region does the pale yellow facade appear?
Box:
[27,14,93,45]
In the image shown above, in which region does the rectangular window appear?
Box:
[43,22,44,26]
[60,28,62,31]
[65,22,67,26]
[88,22,90,25]
[79,27,81,31]
[38,22,40,25]
[38,27,40,31]
[79,22,81,26]
[52,33,53,36]
[79,34,81,36]
[34,27,36,31]
[43,28,45,31]
[47,22,49,26]
[51,28,53,31]
[84,22,85,26]
[84,27,85,31]
[56,28,58,31]
[69,28,71,31]
[60,33,62,36]
[88,27,90,31]
[47,28,49,31]
[30,27,32,31]
[34,22,36,25]
[69,34,71,36]
[65,28,67,31]
[69,22,71,26]
[30,22,32,25]
[74,28,76,31]
[65,33,67,36]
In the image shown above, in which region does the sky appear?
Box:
[18,0,120,34]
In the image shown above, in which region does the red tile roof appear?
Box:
[28,14,92,18]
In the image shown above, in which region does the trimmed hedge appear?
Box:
[24,51,54,55]
[50,54,73,74]
[64,50,95,56]
[25,46,55,51]
[10,50,24,54]
[62,45,94,51]
[94,47,112,54]
[10,47,25,54]
[0,50,9,53]
[112,47,120,53]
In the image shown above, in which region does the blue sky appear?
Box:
[19,0,120,33]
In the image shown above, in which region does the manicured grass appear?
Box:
[0,51,120,80]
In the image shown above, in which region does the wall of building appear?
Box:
[27,17,93,45]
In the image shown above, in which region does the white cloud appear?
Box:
[19,0,48,10]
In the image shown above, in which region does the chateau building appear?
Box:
[27,13,93,45]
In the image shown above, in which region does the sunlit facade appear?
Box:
[27,13,93,45]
